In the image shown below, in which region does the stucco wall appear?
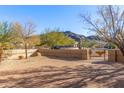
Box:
[31,48,90,60]
[108,49,124,62]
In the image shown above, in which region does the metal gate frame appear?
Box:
[89,48,108,61]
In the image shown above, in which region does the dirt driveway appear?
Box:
[0,56,124,88]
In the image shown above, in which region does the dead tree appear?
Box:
[81,5,124,56]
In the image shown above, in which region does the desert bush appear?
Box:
[96,51,105,57]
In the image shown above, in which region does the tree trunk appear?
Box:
[0,47,3,62]
[24,43,28,59]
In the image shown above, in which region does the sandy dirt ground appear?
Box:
[0,55,124,88]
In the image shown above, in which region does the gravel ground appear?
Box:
[0,56,124,88]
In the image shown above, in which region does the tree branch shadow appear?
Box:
[0,63,124,88]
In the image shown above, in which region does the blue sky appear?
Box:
[0,5,98,36]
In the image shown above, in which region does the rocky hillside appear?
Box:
[63,31,100,42]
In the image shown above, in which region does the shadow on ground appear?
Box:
[0,62,124,88]
[92,61,115,65]
[44,56,82,61]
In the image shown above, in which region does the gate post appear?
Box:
[108,49,116,62]
[81,49,90,60]
[104,50,105,61]
[115,50,117,62]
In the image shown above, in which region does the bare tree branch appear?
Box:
[81,5,124,55]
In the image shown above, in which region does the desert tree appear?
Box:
[0,22,15,46]
[0,22,15,62]
[12,21,36,59]
[81,39,97,48]
[81,5,124,56]
[40,28,75,48]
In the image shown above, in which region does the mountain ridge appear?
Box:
[63,31,100,42]
[30,31,100,42]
